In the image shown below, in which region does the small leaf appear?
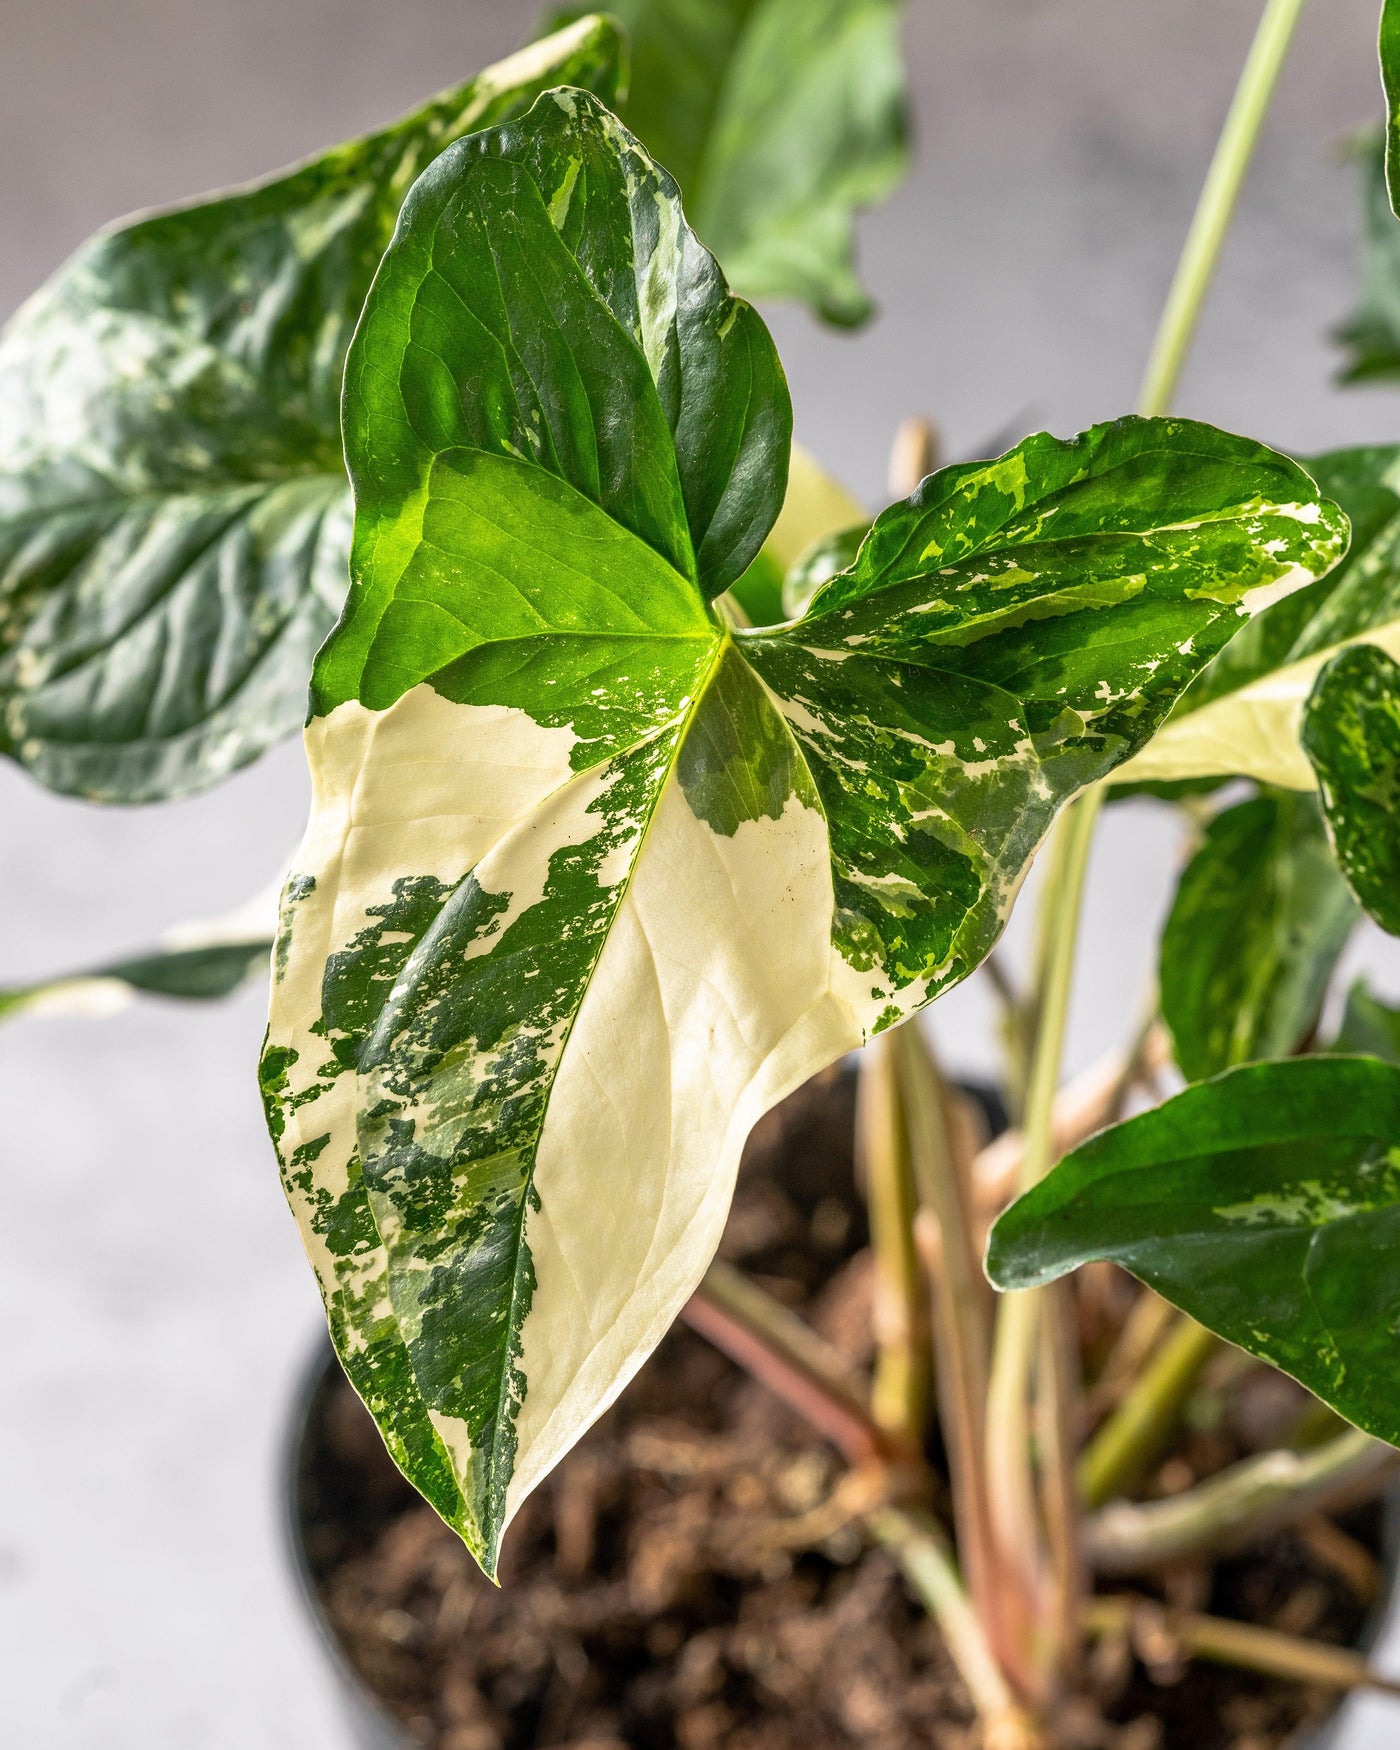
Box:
[543,0,909,324]
[0,879,278,1019]
[1333,980,1400,1060]
[0,18,624,801]
[263,92,1348,1573]
[1119,442,1400,789]
[987,1057,1400,1449]
[723,443,867,626]
[1303,642,1400,934]
[1160,792,1357,1082]
[781,522,870,620]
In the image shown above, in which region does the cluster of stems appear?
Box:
[681,1,1400,1739]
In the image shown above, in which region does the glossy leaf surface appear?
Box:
[544,0,908,324]
[1160,793,1356,1082]
[988,1057,1400,1447]
[1384,0,1400,217]
[1303,642,1400,934]
[262,91,1348,1573]
[1120,444,1399,789]
[0,19,623,802]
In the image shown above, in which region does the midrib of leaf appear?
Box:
[469,619,733,1504]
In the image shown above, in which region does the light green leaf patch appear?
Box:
[988,1057,1400,1450]
[263,91,1347,1574]
[542,0,909,324]
[1303,642,1400,935]
[0,17,623,802]
[1160,792,1357,1082]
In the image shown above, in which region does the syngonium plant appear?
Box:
[19,0,1400,1743]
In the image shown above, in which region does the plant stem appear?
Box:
[1084,1595,1400,1700]
[1078,1316,1220,1509]
[858,1038,932,1448]
[1086,1426,1400,1574]
[683,1260,894,1468]
[1036,1282,1086,1686]
[984,787,1105,1647]
[1135,0,1309,418]
[892,1025,1003,1638]
[870,1507,1047,1748]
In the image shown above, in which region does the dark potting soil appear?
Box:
[295,1066,1382,1750]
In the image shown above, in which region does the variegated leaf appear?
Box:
[1118,444,1399,789]
[0,17,623,802]
[1303,642,1400,935]
[262,90,1348,1573]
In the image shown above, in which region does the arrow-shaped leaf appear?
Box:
[988,1057,1400,1449]
[261,89,1348,1572]
[0,17,624,803]
[1160,791,1357,1082]
[1303,641,1400,935]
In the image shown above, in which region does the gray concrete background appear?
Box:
[3,1,1400,1743]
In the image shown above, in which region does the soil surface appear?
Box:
[295,1067,1383,1750]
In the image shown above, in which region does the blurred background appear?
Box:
[3,0,1400,1742]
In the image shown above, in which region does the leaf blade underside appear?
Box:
[0,17,624,802]
[987,1057,1400,1448]
[262,91,1349,1573]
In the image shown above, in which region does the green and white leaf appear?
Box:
[0,17,623,803]
[1303,642,1400,935]
[1160,792,1357,1082]
[543,0,908,324]
[987,1057,1400,1448]
[261,89,1347,1573]
[1,875,277,1020]
[1119,444,1400,789]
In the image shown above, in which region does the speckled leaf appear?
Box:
[0,18,623,802]
[1160,792,1357,1082]
[263,92,1348,1573]
[543,0,908,324]
[1120,443,1400,789]
[987,1057,1400,1448]
[1303,643,1400,934]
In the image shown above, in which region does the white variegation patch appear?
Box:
[506,776,887,1524]
[267,684,579,1333]
[1120,620,1400,790]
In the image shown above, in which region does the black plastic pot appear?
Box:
[284,1336,1398,1750]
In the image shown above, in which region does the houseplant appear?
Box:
[10,0,1400,1744]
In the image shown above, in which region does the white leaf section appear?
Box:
[268,684,578,1319]
[506,773,883,1524]
[1118,621,1400,790]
